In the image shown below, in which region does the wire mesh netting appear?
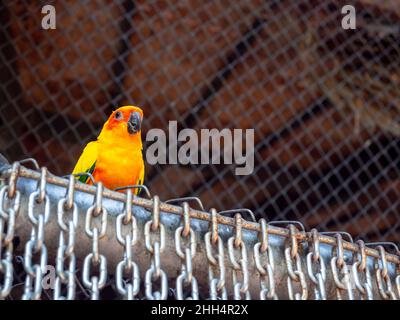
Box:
[0,0,400,244]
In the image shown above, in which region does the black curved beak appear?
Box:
[127,112,141,134]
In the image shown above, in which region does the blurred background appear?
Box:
[0,0,399,243]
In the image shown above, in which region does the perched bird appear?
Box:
[73,106,144,193]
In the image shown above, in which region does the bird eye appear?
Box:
[115,111,123,120]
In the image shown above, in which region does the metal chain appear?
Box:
[204,208,227,300]
[285,224,308,300]
[54,175,78,300]
[253,218,277,300]
[351,240,373,300]
[228,214,250,300]
[115,188,140,300]
[396,260,400,299]
[144,195,168,300]
[0,162,21,299]
[3,161,400,300]
[394,255,400,299]
[23,167,50,300]
[330,234,354,300]
[82,182,108,300]
[306,229,326,300]
[175,202,198,300]
[374,246,397,300]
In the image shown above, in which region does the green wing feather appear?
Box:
[72,141,98,183]
[136,163,145,195]
[77,161,96,183]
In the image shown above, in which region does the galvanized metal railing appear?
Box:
[0,158,399,300]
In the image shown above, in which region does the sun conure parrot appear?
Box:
[72,106,144,194]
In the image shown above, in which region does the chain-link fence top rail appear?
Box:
[0,160,399,300]
[0,0,400,244]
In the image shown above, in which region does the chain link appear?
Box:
[396,260,400,299]
[228,214,250,300]
[374,246,397,300]
[306,229,326,300]
[204,208,227,300]
[175,202,198,300]
[82,182,108,300]
[351,240,373,300]
[0,178,21,299]
[0,185,21,219]
[285,224,308,300]
[144,196,168,300]
[115,188,140,300]
[330,234,354,300]
[253,218,277,300]
[6,162,20,200]
[23,167,50,300]
[54,175,78,300]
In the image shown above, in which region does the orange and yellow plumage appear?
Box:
[72,106,145,194]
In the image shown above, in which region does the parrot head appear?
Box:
[99,105,144,142]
